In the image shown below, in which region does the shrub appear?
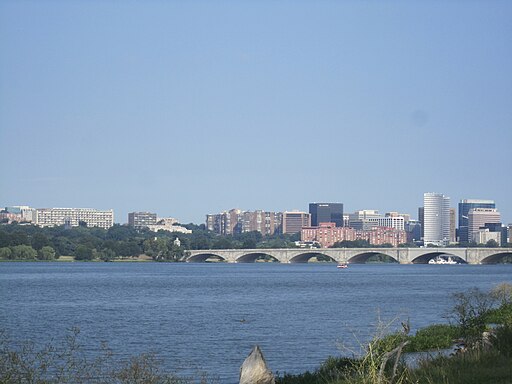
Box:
[450,288,496,344]
[406,324,461,352]
[491,324,512,357]
[0,328,218,384]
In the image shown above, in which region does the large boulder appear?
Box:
[239,345,275,384]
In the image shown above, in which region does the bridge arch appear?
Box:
[187,253,226,263]
[289,252,336,263]
[348,251,398,264]
[479,251,512,264]
[411,251,466,264]
[236,252,279,263]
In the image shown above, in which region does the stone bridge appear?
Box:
[186,247,512,264]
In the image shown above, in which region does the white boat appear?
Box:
[337,263,348,269]
[428,256,458,265]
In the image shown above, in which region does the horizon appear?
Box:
[1,2,511,225]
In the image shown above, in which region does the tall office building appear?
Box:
[282,211,311,234]
[418,207,424,239]
[467,208,501,243]
[450,208,457,244]
[423,193,451,246]
[309,203,344,227]
[348,210,382,230]
[458,199,496,243]
[128,212,157,229]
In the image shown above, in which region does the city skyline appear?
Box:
[1,2,511,225]
[3,194,509,228]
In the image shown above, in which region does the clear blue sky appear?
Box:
[1,1,511,225]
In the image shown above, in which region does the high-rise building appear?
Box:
[309,203,344,227]
[282,211,311,234]
[375,215,405,231]
[468,208,501,243]
[458,199,496,243]
[206,209,243,235]
[348,210,382,230]
[128,212,157,229]
[207,209,281,236]
[423,193,451,246]
[450,208,457,244]
[242,210,282,236]
[35,208,114,229]
[405,219,422,243]
[418,207,424,239]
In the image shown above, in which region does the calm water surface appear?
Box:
[1,262,512,382]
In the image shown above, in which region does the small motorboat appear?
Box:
[337,263,348,269]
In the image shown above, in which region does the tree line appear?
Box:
[0,223,300,261]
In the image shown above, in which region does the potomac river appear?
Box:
[1,262,512,383]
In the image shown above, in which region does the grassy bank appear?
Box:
[277,283,512,384]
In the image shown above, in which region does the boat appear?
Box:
[337,263,348,269]
[428,256,458,265]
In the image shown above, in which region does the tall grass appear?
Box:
[0,328,218,384]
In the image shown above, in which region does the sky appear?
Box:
[1,1,511,225]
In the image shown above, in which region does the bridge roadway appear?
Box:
[186,247,512,264]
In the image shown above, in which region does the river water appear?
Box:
[1,262,512,382]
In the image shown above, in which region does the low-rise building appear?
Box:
[472,228,501,245]
[35,207,114,229]
[301,222,407,247]
[146,217,191,234]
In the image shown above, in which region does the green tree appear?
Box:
[11,244,37,260]
[0,247,12,259]
[0,231,10,248]
[31,233,49,250]
[98,248,117,261]
[37,246,56,260]
[51,237,76,257]
[74,245,94,261]
[10,231,30,246]
[190,234,212,250]
[212,237,233,249]
[486,239,499,248]
[242,238,257,249]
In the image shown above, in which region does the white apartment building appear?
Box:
[372,216,405,231]
[36,208,114,229]
[423,192,451,246]
[472,228,501,245]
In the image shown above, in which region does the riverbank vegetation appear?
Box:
[0,223,299,261]
[276,283,512,384]
[0,327,219,384]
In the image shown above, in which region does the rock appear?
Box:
[239,345,275,384]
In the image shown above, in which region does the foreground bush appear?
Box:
[408,349,512,384]
[0,328,218,384]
